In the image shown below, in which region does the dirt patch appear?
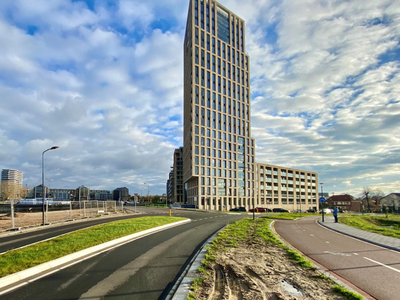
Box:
[0,209,133,232]
[193,242,345,300]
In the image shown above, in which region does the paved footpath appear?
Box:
[319,215,400,252]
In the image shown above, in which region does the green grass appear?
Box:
[339,214,400,238]
[261,212,318,220]
[0,216,186,278]
[332,284,363,300]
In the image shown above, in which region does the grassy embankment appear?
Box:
[189,217,362,300]
[0,216,186,278]
[339,214,400,238]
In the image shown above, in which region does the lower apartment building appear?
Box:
[256,163,318,212]
[168,156,319,212]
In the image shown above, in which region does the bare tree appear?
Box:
[360,187,384,212]
[371,189,384,206]
[1,181,21,201]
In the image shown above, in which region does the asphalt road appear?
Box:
[0,208,246,300]
[0,213,144,253]
[274,216,400,300]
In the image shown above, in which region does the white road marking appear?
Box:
[364,257,400,274]
[326,241,330,243]
[310,234,314,237]
[354,253,359,256]
[324,251,351,256]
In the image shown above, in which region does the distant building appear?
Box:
[49,189,76,200]
[173,147,184,203]
[1,169,23,184]
[167,170,174,203]
[326,194,360,212]
[91,190,113,201]
[380,193,400,212]
[76,185,90,201]
[33,184,47,199]
[113,187,129,202]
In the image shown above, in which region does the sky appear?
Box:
[0,0,399,197]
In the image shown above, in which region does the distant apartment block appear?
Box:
[1,169,23,184]
[167,170,174,203]
[173,147,184,202]
[113,187,130,202]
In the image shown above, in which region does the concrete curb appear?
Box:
[167,228,225,300]
[0,219,191,292]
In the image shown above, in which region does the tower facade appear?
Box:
[183,0,255,210]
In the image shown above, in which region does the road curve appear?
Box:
[0,208,245,300]
[274,216,400,300]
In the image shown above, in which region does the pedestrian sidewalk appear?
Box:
[318,215,400,252]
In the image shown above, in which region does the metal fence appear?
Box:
[0,200,125,231]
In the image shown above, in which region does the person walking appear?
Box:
[333,207,339,223]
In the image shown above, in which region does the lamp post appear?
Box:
[142,183,149,203]
[320,182,324,222]
[42,146,59,225]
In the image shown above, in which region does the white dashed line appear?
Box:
[364,257,400,274]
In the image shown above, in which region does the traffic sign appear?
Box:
[319,197,326,203]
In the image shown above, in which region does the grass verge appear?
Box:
[190,218,362,300]
[339,214,400,239]
[261,212,318,220]
[0,216,186,278]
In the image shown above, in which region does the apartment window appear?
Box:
[194,0,198,25]
[195,47,199,64]
[212,55,215,72]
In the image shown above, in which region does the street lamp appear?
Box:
[320,182,324,222]
[42,146,59,225]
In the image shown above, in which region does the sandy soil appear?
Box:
[193,241,346,300]
[0,209,132,232]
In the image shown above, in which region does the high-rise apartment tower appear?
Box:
[183,0,255,210]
